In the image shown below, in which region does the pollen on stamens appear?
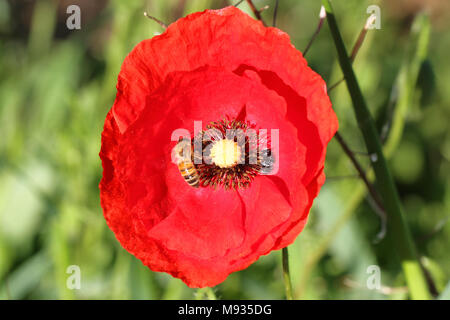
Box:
[210,139,242,168]
[188,118,273,190]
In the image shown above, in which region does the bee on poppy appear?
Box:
[173,138,200,188]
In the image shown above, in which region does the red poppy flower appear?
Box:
[99,6,338,288]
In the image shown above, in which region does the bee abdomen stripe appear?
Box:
[186,168,196,175]
[186,175,199,182]
[188,179,200,187]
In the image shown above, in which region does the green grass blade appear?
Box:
[321,0,430,300]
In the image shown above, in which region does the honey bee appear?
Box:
[173,138,200,188]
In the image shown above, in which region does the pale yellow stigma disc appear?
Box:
[210,139,242,168]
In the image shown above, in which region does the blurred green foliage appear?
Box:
[0,0,448,300]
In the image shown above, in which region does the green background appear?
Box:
[0,0,449,299]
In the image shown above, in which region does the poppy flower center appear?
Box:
[210,139,242,168]
[183,118,274,190]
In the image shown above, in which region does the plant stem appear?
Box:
[195,287,217,300]
[321,0,430,300]
[233,0,244,7]
[282,247,293,300]
[205,287,217,300]
[143,12,168,29]
[246,0,267,26]
[334,132,387,240]
[272,0,279,27]
[303,6,326,56]
[328,12,376,92]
